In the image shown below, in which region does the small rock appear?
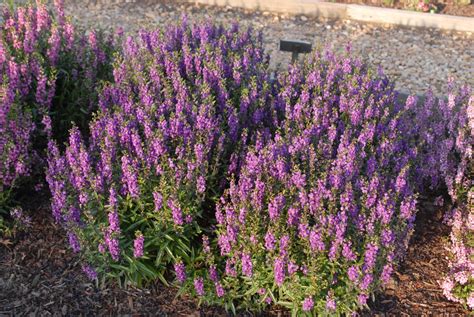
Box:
[62,305,68,316]
[300,15,308,22]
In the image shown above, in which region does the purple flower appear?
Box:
[279,235,290,257]
[358,293,368,306]
[108,211,120,233]
[82,264,98,280]
[194,277,205,296]
[302,297,314,311]
[348,266,359,282]
[105,232,120,261]
[268,195,285,221]
[168,199,184,226]
[326,295,336,311]
[264,231,276,251]
[174,261,186,283]
[274,257,286,286]
[68,232,81,253]
[225,258,237,277]
[309,230,325,252]
[215,282,225,297]
[133,234,144,258]
[241,253,253,277]
[153,191,163,211]
[209,264,219,282]
[360,274,373,290]
[287,261,299,275]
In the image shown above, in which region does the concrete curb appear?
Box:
[190,0,474,32]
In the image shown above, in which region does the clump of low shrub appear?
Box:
[46,20,275,284]
[1,1,115,222]
[181,48,420,315]
[412,84,473,309]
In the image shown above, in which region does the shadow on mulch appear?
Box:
[0,194,469,316]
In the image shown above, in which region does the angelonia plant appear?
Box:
[0,1,116,216]
[46,20,275,284]
[412,85,474,309]
[180,48,420,315]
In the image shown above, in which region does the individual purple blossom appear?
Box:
[174,261,186,283]
[381,264,393,284]
[274,257,286,286]
[268,195,285,221]
[279,235,290,257]
[360,274,373,290]
[108,211,120,233]
[153,191,163,211]
[264,231,276,251]
[363,242,379,272]
[202,235,211,254]
[302,297,314,311]
[287,261,299,275]
[105,233,120,261]
[194,277,205,296]
[209,264,219,282]
[197,176,206,193]
[309,230,325,252]
[326,295,337,311]
[68,232,81,253]
[241,253,253,277]
[82,264,98,280]
[215,282,225,297]
[358,294,368,306]
[348,266,359,282]
[133,234,144,258]
[287,206,300,226]
[168,199,184,226]
[225,258,237,277]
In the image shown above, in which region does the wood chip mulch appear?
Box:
[0,194,470,316]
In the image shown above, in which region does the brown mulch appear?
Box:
[0,194,470,316]
[367,196,469,316]
[334,0,474,17]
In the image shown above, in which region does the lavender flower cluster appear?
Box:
[46,20,274,281]
[187,49,420,314]
[0,1,115,214]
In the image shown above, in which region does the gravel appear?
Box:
[55,0,474,96]
[1,0,472,95]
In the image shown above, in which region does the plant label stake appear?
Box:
[279,39,312,63]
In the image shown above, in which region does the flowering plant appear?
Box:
[402,81,473,309]
[414,85,474,309]
[46,20,275,285]
[182,48,419,315]
[1,0,116,219]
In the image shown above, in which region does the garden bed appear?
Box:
[1,0,472,315]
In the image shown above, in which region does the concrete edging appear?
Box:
[189,0,474,32]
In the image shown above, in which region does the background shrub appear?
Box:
[410,84,473,309]
[46,20,275,285]
[0,1,116,221]
[182,48,420,315]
